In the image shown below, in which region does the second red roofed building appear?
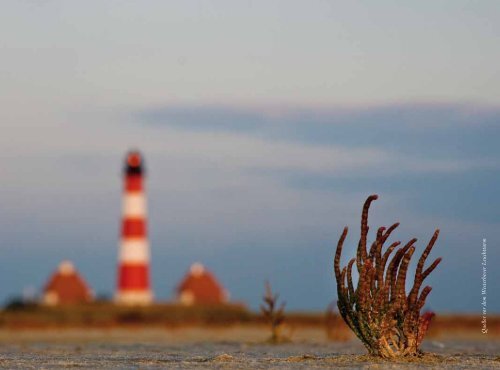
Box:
[177,263,229,305]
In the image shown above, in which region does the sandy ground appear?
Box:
[0,327,499,369]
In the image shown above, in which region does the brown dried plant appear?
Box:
[325,301,351,342]
[334,194,441,358]
[260,281,286,343]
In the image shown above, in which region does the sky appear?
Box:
[0,1,499,313]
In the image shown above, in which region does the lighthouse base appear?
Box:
[115,290,153,306]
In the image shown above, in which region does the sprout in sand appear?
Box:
[260,281,286,343]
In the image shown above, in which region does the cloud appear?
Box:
[137,102,500,162]
[140,106,266,133]
[133,102,500,225]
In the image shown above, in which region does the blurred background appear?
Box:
[0,1,499,313]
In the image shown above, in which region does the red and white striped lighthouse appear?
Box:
[115,150,153,305]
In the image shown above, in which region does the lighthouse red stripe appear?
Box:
[125,175,143,192]
[118,264,149,290]
[122,218,147,237]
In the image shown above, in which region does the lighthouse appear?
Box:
[115,150,153,305]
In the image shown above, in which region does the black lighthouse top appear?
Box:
[125,150,144,176]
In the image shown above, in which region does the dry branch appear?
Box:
[260,281,286,343]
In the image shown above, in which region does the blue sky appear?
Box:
[0,1,499,312]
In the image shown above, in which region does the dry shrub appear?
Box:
[325,301,352,342]
[260,281,287,343]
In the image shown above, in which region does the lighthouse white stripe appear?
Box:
[119,239,150,262]
[115,290,153,305]
[123,194,147,217]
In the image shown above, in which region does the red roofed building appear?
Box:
[177,263,229,305]
[42,261,94,305]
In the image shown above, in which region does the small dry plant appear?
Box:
[325,301,351,341]
[260,281,286,343]
[334,194,441,358]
